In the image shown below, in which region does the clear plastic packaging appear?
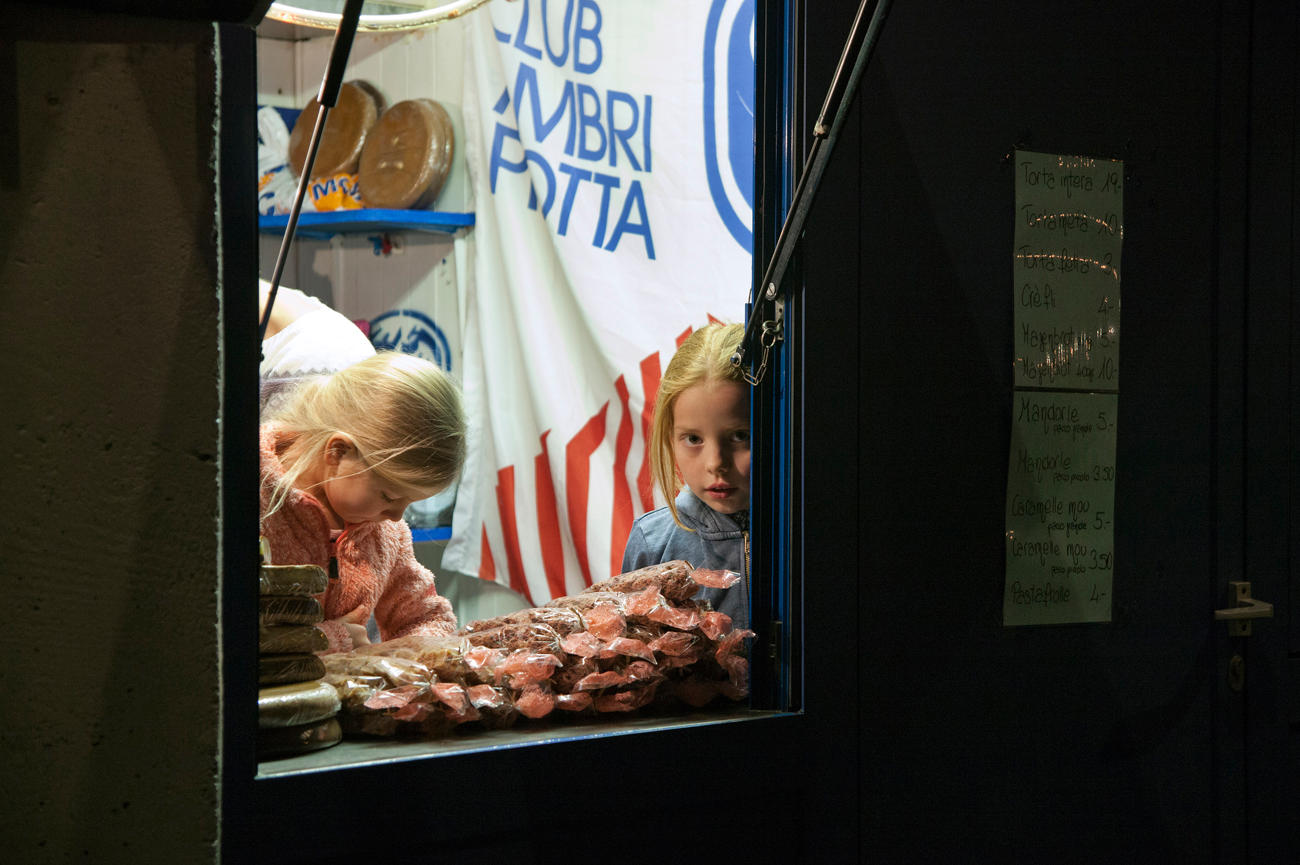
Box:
[321,652,431,687]
[689,568,743,589]
[256,716,342,760]
[312,563,757,741]
[259,595,324,626]
[259,624,329,654]
[258,652,327,686]
[585,559,696,602]
[493,651,564,688]
[647,630,699,657]
[464,606,586,637]
[698,611,733,640]
[259,563,328,596]
[257,680,341,729]
[582,605,627,642]
[464,623,563,655]
[512,683,556,719]
[353,634,474,682]
[322,674,388,711]
[601,636,656,662]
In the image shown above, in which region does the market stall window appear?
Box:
[247,0,796,776]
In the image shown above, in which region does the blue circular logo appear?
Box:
[369,309,453,373]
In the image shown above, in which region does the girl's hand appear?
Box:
[345,622,371,649]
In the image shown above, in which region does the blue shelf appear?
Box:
[411,526,452,542]
[259,209,474,239]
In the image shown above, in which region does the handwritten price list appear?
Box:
[1004,392,1117,625]
[1013,150,1123,390]
[1004,151,1122,626]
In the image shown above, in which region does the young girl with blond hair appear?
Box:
[620,322,751,630]
[260,351,466,652]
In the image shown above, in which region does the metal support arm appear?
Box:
[733,0,893,382]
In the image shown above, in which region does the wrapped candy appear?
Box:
[315,561,754,742]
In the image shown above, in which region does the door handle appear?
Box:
[1213,580,1274,636]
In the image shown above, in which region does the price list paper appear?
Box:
[1005,392,1117,625]
[1013,150,1122,389]
[1004,151,1123,626]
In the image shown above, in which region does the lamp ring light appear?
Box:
[265,0,495,32]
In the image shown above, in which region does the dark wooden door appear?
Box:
[794,0,1295,860]
[1242,1,1300,861]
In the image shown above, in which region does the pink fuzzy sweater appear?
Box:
[259,425,457,653]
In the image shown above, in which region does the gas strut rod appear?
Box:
[259,0,366,345]
[732,0,893,384]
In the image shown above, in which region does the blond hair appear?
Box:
[263,352,466,521]
[649,322,746,529]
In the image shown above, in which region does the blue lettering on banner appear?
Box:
[490,0,656,260]
[369,309,453,373]
[702,0,754,253]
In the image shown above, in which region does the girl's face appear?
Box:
[319,436,440,528]
[671,378,751,515]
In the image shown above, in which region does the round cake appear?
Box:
[287,80,382,180]
[257,679,341,729]
[358,98,455,210]
[257,717,343,760]
[259,563,328,596]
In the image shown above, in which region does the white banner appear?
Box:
[444,0,754,604]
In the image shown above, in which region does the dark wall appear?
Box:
[798,0,1294,861]
[0,9,242,864]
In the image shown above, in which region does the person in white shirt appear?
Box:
[258,279,376,416]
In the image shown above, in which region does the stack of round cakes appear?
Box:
[257,563,342,760]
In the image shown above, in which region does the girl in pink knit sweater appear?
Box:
[260,352,465,653]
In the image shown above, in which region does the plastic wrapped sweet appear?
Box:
[493,650,563,688]
[257,716,342,760]
[259,624,329,654]
[321,652,431,688]
[559,631,603,659]
[467,684,519,728]
[593,681,660,713]
[581,604,627,642]
[546,591,627,613]
[259,652,328,686]
[351,635,474,684]
[600,636,657,662]
[259,595,324,626]
[464,606,587,637]
[464,622,563,655]
[430,682,479,724]
[316,560,754,741]
[625,586,707,631]
[323,673,388,711]
[338,709,403,738]
[259,563,328,596]
[554,691,594,713]
[257,680,341,729]
[646,630,701,657]
[689,568,743,590]
[698,611,733,641]
[586,561,742,603]
[512,682,557,719]
[585,560,697,602]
